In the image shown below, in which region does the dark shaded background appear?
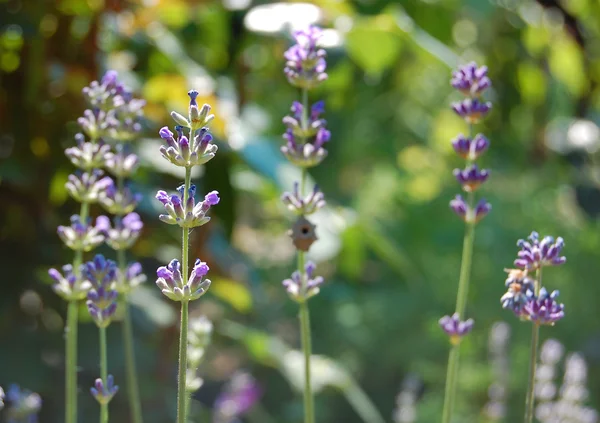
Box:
[1,0,600,422]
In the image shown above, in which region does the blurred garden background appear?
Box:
[1,0,600,422]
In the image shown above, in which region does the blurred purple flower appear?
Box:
[99,180,142,215]
[284,26,327,89]
[281,127,330,168]
[104,144,139,178]
[213,372,262,423]
[66,170,113,203]
[90,374,119,405]
[452,98,492,124]
[49,264,91,301]
[97,212,143,251]
[451,62,491,97]
[439,313,474,345]
[281,182,326,215]
[57,215,107,251]
[501,268,536,316]
[453,164,490,192]
[451,133,490,160]
[5,384,42,423]
[449,195,491,223]
[514,232,566,270]
[65,134,111,170]
[282,261,324,302]
[522,288,565,325]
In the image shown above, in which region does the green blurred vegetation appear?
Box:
[1,0,600,422]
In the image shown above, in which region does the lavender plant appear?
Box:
[440,62,492,423]
[93,70,147,423]
[213,372,262,423]
[280,25,329,423]
[4,384,42,423]
[501,232,566,423]
[155,90,219,423]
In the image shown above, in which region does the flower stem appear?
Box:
[524,268,542,423]
[176,166,192,423]
[99,326,108,423]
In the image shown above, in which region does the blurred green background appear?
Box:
[1,0,600,422]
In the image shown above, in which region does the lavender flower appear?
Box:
[213,372,262,423]
[84,254,118,328]
[170,90,215,132]
[281,183,326,215]
[452,98,492,124]
[90,375,119,405]
[57,215,108,251]
[159,124,218,168]
[156,259,212,302]
[284,26,328,89]
[155,185,220,228]
[116,262,147,293]
[439,313,474,345]
[49,264,92,301]
[65,170,113,203]
[453,164,490,192]
[451,134,490,160]
[78,108,118,141]
[514,231,566,270]
[500,268,536,315]
[281,126,330,168]
[450,195,491,223]
[104,144,139,178]
[65,134,111,170]
[97,212,143,251]
[283,101,327,138]
[282,261,324,302]
[450,62,491,97]
[99,181,142,215]
[5,385,42,423]
[522,288,565,325]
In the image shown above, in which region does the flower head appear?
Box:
[97,212,143,251]
[4,384,42,423]
[99,180,142,215]
[439,313,474,345]
[281,183,326,215]
[65,170,113,203]
[283,101,327,139]
[90,375,119,405]
[281,127,330,168]
[104,143,139,178]
[57,215,108,251]
[115,262,146,294]
[84,255,118,327]
[500,268,536,315]
[65,134,111,170]
[159,125,218,168]
[213,372,262,423]
[522,288,565,325]
[451,133,490,160]
[156,258,211,302]
[514,231,566,270]
[49,264,91,301]
[155,185,219,228]
[282,261,324,302]
[284,26,328,89]
[453,164,490,192]
[451,62,491,97]
[452,98,492,124]
[450,195,491,224]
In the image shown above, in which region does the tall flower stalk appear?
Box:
[280,26,329,423]
[440,62,492,423]
[500,232,566,422]
[93,70,147,423]
[155,90,219,423]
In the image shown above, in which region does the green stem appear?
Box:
[177,166,192,423]
[66,200,89,423]
[524,268,542,423]
[99,326,108,423]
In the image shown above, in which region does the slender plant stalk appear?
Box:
[99,326,108,423]
[297,86,315,423]
[524,268,542,423]
[176,165,192,423]
[441,125,476,423]
[66,200,89,423]
[116,170,144,423]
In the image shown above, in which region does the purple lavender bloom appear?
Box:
[5,384,42,423]
[522,288,565,325]
[77,108,119,140]
[213,372,262,423]
[99,180,142,215]
[281,182,326,215]
[283,100,327,139]
[159,124,218,168]
[451,62,491,97]
[49,264,92,301]
[282,261,324,302]
[281,127,330,168]
[65,134,111,170]
[97,212,143,251]
[439,313,474,345]
[156,258,211,302]
[116,262,146,293]
[104,143,139,178]
[155,184,219,228]
[284,26,328,89]
[449,195,491,223]
[514,232,566,270]
[452,98,492,124]
[84,255,118,327]
[57,215,107,251]
[65,170,113,203]
[83,254,117,288]
[451,133,490,160]
[501,268,536,315]
[454,164,490,192]
[90,374,119,405]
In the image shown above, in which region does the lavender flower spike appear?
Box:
[281,182,326,215]
[99,180,142,215]
[450,195,491,224]
[284,26,328,89]
[282,261,324,302]
[84,254,118,328]
[57,215,108,251]
[156,258,211,302]
[451,62,491,97]
[514,232,566,270]
[66,170,113,203]
[439,313,474,345]
[281,127,330,168]
[159,125,218,168]
[96,213,143,251]
[522,288,565,325]
[90,375,119,405]
[49,264,92,301]
[155,185,219,228]
[65,134,111,170]
[454,164,490,192]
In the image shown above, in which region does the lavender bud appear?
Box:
[159,124,218,168]
[451,98,492,124]
[65,136,111,170]
[514,232,566,270]
[99,180,142,215]
[57,215,107,251]
[155,185,219,228]
[451,62,491,97]
[156,257,211,302]
[522,288,565,325]
[439,313,474,345]
[282,260,324,302]
[90,375,119,405]
[500,268,535,316]
[284,26,328,89]
[453,164,490,192]
[99,212,143,251]
[104,144,140,178]
[451,133,490,160]
[65,170,113,203]
[49,264,92,301]
[282,183,326,215]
